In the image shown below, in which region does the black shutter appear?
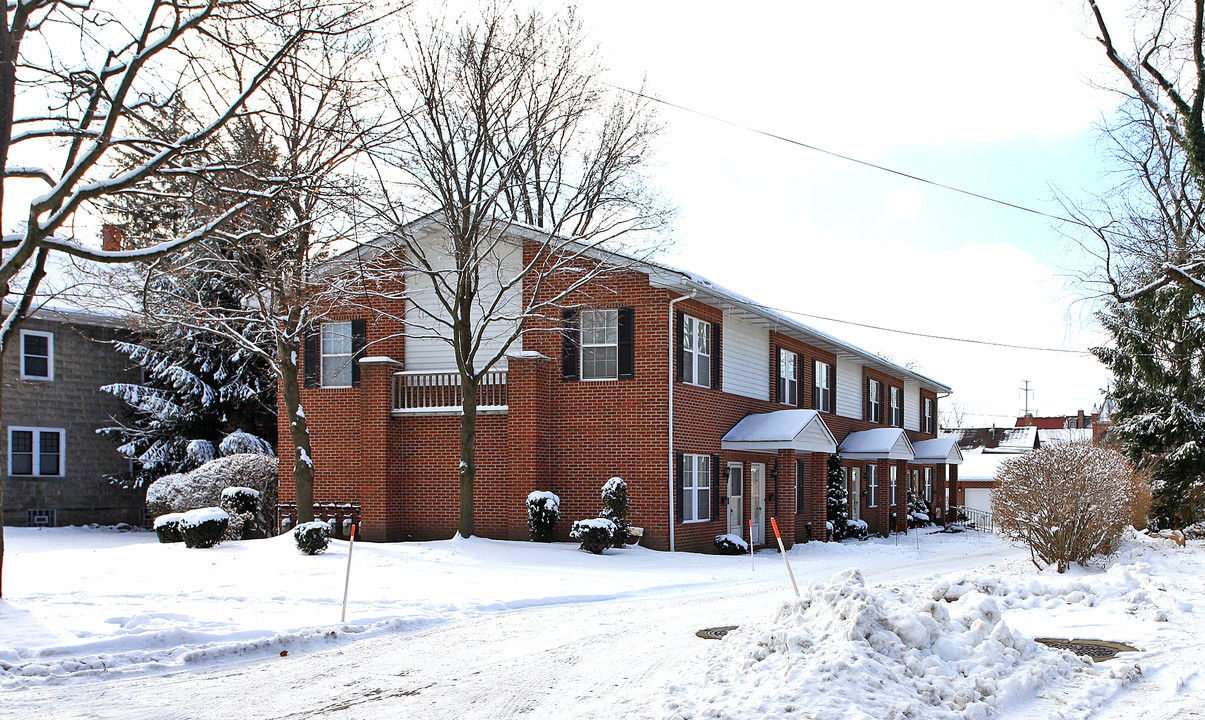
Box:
[675,451,684,524]
[617,307,635,380]
[350,318,366,387]
[711,453,722,521]
[773,345,781,403]
[561,309,580,381]
[797,354,805,407]
[303,328,319,388]
[829,364,837,414]
[711,321,722,389]
[675,310,685,382]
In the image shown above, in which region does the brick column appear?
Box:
[357,358,404,541]
[505,352,553,539]
[775,451,795,549]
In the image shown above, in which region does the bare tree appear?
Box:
[347,5,672,537]
[0,1,360,597]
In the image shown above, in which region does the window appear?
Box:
[581,309,619,380]
[889,465,898,506]
[813,360,832,412]
[321,322,354,387]
[682,453,712,522]
[867,464,878,507]
[867,378,882,423]
[20,330,53,381]
[777,348,798,405]
[923,396,935,434]
[9,427,64,477]
[681,315,711,387]
[923,467,933,502]
[889,386,902,427]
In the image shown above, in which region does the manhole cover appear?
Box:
[1035,638,1138,661]
[696,626,738,640]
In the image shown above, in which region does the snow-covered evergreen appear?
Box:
[826,453,851,540]
[1094,286,1205,528]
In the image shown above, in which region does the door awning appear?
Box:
[838,428,915,460]
[911,437,963,465]
[721,409,838,454]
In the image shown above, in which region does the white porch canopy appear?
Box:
[911,437,964,465]
[838,428,915,460]
[721,409,838,454]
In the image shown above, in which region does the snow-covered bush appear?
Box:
[570,518,616,554]
[826,453,851,540]
[526,490,561,542]
[221,486,260,514]
[185,439,217,469]
[599,477,630,547]
[153,513,185,543]
[219,430,275,458]
[994,443,1149,572]
[294,521,332,555]
[714,533,749,555]
[219,487,262,541]
[845,518,869,541]
[907,492,932,529]
[179,507,229,549]
[145,454,278,537]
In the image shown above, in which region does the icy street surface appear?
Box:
[2,526,1204,719]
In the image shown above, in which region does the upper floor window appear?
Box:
[922,396,935,434]
[681,453,712,522]
[813,360,832,412]
[581,309,619,380]
[889,386,902,427]
[321,322,354,387]
[9,427,64,477]
[777,348,798,405]
[867,378,882,424]
[681,314,711,387]
[20,330,53,381]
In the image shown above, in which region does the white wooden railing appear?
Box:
[392,370,508,413]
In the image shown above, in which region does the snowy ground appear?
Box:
[2,525,1203,718]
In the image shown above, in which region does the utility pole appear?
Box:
[1020,380,1034,416]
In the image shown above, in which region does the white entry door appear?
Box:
[727,463,744,538]
[750,463,766,545]
[848,467,861,521]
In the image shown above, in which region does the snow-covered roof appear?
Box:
[1037,428,1092,446]
[958,447,1011,482]
[721,409,838,454]
[838,428,915,460]
[983,426,1038,453]
[911,437,963,465]
[5,251,140,329]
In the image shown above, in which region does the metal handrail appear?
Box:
[951,505,996,534]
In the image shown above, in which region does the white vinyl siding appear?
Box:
[904,380,921,431]
[721,314,769,401]
[836,357,863,419]
[404,236,523,371]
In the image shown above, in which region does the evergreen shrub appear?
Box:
[570,518,615,554]
[599,477,630,547]
[153,513,185,543]
[294,520,332,555]
[179,507,230,548]
[714,533,749,555]
[526,491,561,542]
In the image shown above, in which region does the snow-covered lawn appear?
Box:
[2,525,1204,719]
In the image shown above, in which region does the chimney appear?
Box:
[1077,409,1086,428]
[102,224,125,252]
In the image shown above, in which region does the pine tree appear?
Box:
[1093,286,1205,528]
[826,453,850,540]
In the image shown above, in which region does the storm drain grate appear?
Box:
[696,626,738,640]
[1035,638,1138,661]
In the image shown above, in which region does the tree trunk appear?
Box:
[458,375,477,538]
[280,341,315,524]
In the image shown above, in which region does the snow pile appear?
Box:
[666,568,1088,720]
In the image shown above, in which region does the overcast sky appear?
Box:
[562,0,1133,425]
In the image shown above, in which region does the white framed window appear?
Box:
[20,329,53,381]
[682,453,712,522]
[923,396,935,434]
[867,464,878,507]
[867,379,882,423]
[581,309,619,381]
[778,348,798,405]
[9,427,65,477]
[890,465,898,506]
[910,469,919,495]
[889,386,902,427]
[813,360,832,412]
[923,467,933,502]
[320,322,354,387]
[681,315,711,387]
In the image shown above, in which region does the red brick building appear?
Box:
[279,221,959,552]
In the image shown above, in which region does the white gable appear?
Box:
[839,428,915,460]
[721,409,838,453]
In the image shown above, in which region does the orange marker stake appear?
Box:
[341,524,357,623]
[750,520,755,572]
[770,518,800,599]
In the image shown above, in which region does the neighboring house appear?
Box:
[1015,410,1094,430]
[2,306,143,526]
[1,251,143,527]
[280,220,958,552]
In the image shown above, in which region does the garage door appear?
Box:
[964,488,992,514]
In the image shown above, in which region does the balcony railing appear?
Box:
[392,370,508,414]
